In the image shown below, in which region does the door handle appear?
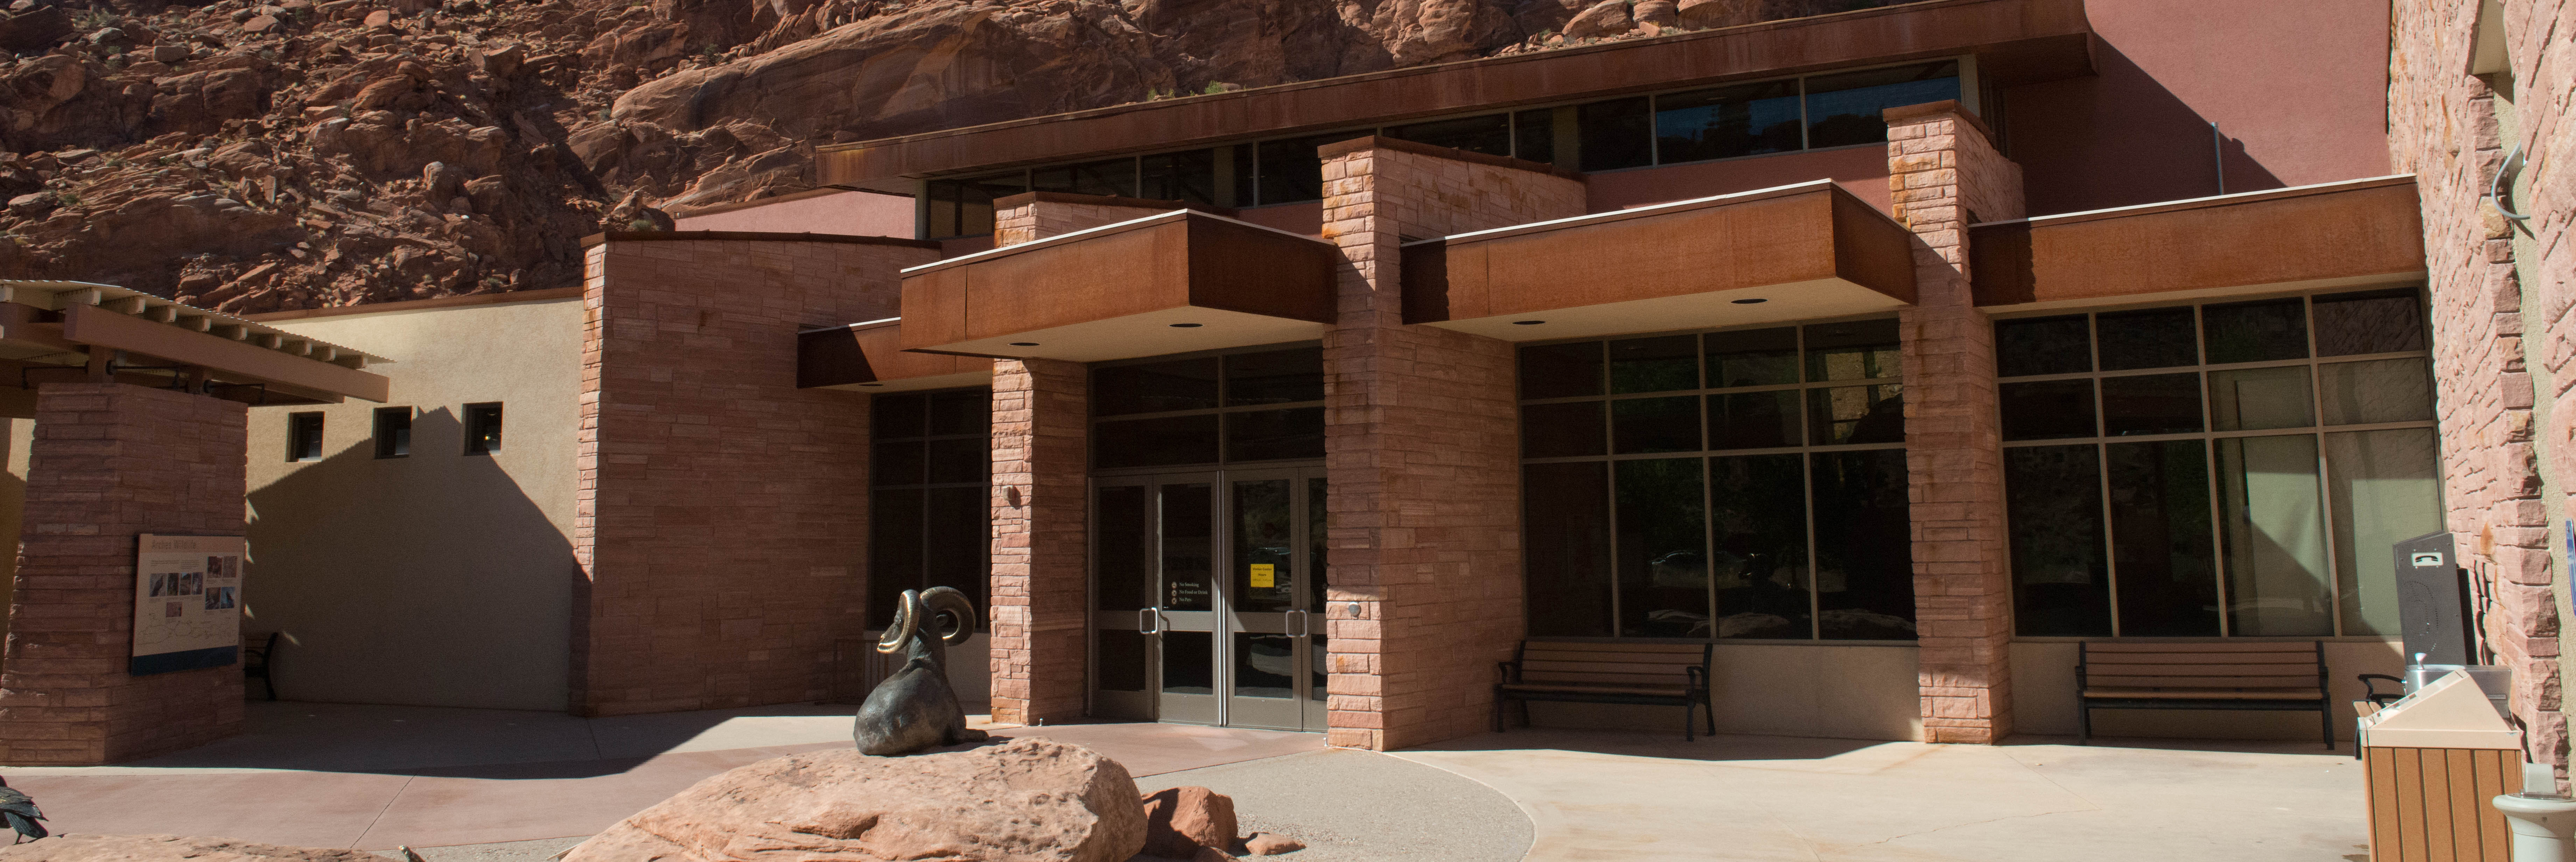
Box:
[1287,609,1310,637]
[1140,607,1164,635]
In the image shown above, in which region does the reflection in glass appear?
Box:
[1995,315,2092,377]
[1520,342,1604,398]
[1162,483,1215,612]
[1707,391,1801,450]
[1308,477,1328,615]
[1163,630,1214,695]
[1140,149,1220,208]
[2328,429,2444,635]
[2203,298,2309,364]
[1709,454,1809,638]
[1616,458,1709,638]
[1522,402,1606,458]
[873,440,925,486]
[1233,634,1296,699]
[2217,435,2332,636]
[1513,108,1555,163]
[1255,134,1342,204]
[1524,463,1612,637]
[2100,373,2203,436]
[1097,629,1148,693]
[1812,450,1915,639]
[2312,288,2427,356]
[928,389,988,435]
[2208,366,2315,431]
[1030,157,1138,198]
[1224,347,1324,405]
[2005,445,2109,636]
[2097,307,2199,370]
[1578,97,1654,171]
[1233,479,1294,613]
[1225,408,1325,461]
[1999,380,2097,441]
[1388,114,1513,156]
[1804,62,1960,148]
[1704,327,1799,387]
[1613,396,1701,453]
[1093,358,1220,416]
[1095,415,1221,468]
[1806,384,1904,445]
[869,488,923,628]
[927,437,987,483]
[1804,319,1902,381]
[1096,485,1151,612]
[1610,335,1700,393]
[2318,359,2435,425]
[873,394,927,437]
[2108,440,2220,636]
[1309,633,1328,702]
[925,487,988,610]
[1655,79,1802,163]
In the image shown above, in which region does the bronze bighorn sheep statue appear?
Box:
[853,586,990,755]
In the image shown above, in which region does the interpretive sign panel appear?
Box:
[130,534,245,676]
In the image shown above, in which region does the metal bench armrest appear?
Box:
[1497,660,1521,684]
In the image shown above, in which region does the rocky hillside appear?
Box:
[0,0,1899,313]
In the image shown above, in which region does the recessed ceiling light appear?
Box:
[1009,342,1040,346]
[1169,323,1203,328]
[1512,320,1546,325]
[1730,298,1768,305]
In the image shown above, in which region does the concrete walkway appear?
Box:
[1397,728,2368,862]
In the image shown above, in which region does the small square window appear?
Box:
[463,402,503,455]
[373,407,412,459]
[286,412,324,462]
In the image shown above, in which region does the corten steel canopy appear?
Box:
[0,280,391,404]
[816,0,2093,187]
[1968,175,2429,309]
[798,318,993,393]
[1401,181,1916,341]
[897,210,1336,362]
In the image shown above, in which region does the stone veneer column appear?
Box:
[1883,101,2025,744]
[1316,137,1586,750]
[987,359,1087,725]
[0,382,247,765]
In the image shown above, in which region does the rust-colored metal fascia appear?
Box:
[818,0,2092,184]
[799,320,986,388]
[61,303,392,402]
[1184,215,1337,324]
[1969,176,2427,307]
[1830,189,1918,303]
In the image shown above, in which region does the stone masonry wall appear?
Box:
[1317,137,1586,750]
[575,237,933,716]
[993,198,1181,247]
[1884,102,2026,744]
[2389,0,2576,777]
[986,358,1087,726]
[0,382,246,765]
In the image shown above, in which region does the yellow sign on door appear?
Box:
[1249,564,1276,588]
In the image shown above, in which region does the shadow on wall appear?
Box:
[245,407,577,711]
[0,418,25,676]
[2004,38,2286,216]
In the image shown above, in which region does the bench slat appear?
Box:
[2085,688,2323,700]
[1523,672,1694,684]
[2082,642,2319,654]
[2086,676,2318,689]
[1502,683,1693,696]
[2086,653,2320,666]
[1523,659,1700,673]
[1521,641,1710,654]
[1522,650,1706,664]
[2082,663,2318,676]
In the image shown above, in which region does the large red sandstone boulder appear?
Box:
[0,835,380,861]
[1140,786,1239,859]
[562,737,1148,862]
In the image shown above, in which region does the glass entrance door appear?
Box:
[1091,468,1326,730]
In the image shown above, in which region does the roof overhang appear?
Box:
[799,318,993,393]
[897,210,1337,362]
[817,0,2094,187]
[0,281,391,404]
[1402,181,1916,341]
[1968,176,2428,311]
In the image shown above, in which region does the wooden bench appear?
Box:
[2077,641,2332,748]
[1494,641,1715,741]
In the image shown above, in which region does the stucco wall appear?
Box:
[672,190,916,238]
[2005,0,2395,216]
[1528,644,1923,741]
[244,296,584,711]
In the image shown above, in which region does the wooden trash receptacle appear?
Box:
[2361,671,2526,861]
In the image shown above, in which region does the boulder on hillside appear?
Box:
[562,737,1149,862]
[0,835,382,862]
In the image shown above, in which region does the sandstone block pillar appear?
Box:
[1885,101,2025,744]
[1316,137,1586,750]
[987,359,1086,725]
[0,382,247,765]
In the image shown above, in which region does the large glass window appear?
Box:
[1993,288,2442,637]
[870,388,993,629]
[1092,345,1325,469]
[1518,318,1914,641]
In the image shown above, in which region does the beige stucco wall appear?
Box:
[244,296,583,711]
[1528,643,1923,741]
[2011,638,2405,741]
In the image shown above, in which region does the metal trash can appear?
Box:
[2363,671,2528,861]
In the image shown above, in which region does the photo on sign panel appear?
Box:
[204,587,235,611]
[178,572,202,595]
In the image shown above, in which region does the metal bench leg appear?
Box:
[2077,702,2090,746]
[1492,694,1506,733]
[1683,702,1695,742]
[2320,703,2334,750]
[1703,693,1716,736]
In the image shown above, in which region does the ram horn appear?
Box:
[920,586,977,646]
[876,589,922,654]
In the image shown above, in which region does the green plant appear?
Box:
[625,218,658,231]
[72,7,115,29]
[258,48,277,61]
[53,191,78,207]
[1144,88,1173,101]
[1200,81,1238,95]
